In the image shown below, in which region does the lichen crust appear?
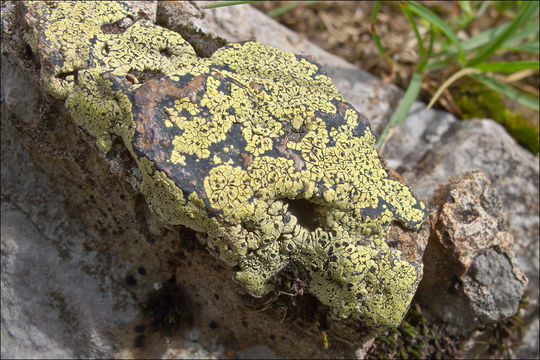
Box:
[26,1,428,329]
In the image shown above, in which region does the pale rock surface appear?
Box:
[1,96,148,358]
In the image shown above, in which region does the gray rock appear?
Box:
[416,170,528,331]
[184,6,537,348]
[0,56,221,360]
[236,345,280,359]
[394,118,538,355]
[1,55,42,126]
[1,1,389,358]
[468,249,525,322]
[21,0,429,332]
[1,105,137,359]
[381,101,458,172]
[2,1,537,358]
[123,1,157,22]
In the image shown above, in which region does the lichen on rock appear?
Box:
[25,1,428,329]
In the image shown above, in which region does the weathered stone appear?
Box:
[20,0,428,330]
[417,170,528,331]
[1,46,349,359]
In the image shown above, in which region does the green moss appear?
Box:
[368,295,529,358]
[456,84,539,154]
[25,1,428,330]
[367,302,462,359]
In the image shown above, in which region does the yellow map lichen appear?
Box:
[26,1,428,329]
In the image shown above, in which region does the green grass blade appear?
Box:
[456,1,473,29]
[405,1,466,64]
[504,42,540,54]
[426,23,434,58]
[426,57,457,72]
[267,1,320,18]
[371,1,389,57]
[430,25,509,58]
[371,0,382,23]
[462,23,509,51]
[467,2,540,66]
[371,29,387,57]
[474,1,491,19]
[418,24,434,71]
[469,73,540,111]
[458,1,472,17]
[431,19,538,59]
[376,72,423,150]
[203,1,259,9]
[399,2,424,58]
[474,61,540,73]
[502,20,539,47]
[267,2,300,17]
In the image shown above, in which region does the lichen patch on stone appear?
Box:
[25,1,428,330]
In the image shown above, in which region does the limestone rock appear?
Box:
[417,170,528,331]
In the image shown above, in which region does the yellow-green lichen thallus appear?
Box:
[25,1,428,329]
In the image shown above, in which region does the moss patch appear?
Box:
[456,83,539,154]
